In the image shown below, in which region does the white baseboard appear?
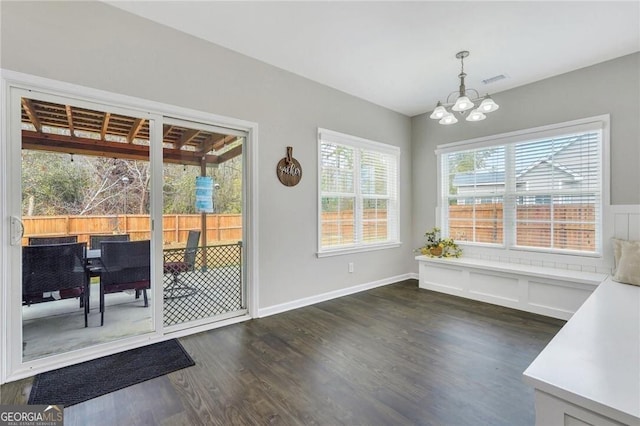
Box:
[258,273,416,318]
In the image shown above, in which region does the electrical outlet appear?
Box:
[348,262,354,273]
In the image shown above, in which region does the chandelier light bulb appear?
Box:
[452,96,474,112]
[430,103,447,119]
[439,113,458,125]
[479,96,500,113]
[466,109,486,122]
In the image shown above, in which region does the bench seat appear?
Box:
[415,255,608,320]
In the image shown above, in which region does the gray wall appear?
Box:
[412,53,640,254]
[1,1,414,309]
[3,2,637,305]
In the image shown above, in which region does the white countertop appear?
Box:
[523,278,640,424]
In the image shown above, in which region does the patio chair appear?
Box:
[89,234,130,250]
[28,235,78,245]
[22,242,89,327]
[163,230,200,299]
[99,240,150,326]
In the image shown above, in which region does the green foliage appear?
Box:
[163,164,199,214]
[163,156,243,214]
[21,150,243,217]
[211,156,242,214]
[448,149,493,195]
[22,151,90,215]
[416,227,463,258]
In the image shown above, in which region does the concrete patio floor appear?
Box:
[21,268,244,361]
[22,283,153,361]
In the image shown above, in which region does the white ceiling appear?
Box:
[106,1,639,117]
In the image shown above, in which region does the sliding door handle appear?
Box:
[10,216,24,246]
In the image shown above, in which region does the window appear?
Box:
[438,117,607,255]
[318,128,400,255]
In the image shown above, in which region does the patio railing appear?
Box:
[162,242,243,326]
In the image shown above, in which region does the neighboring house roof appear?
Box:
[453,137,585,188]
[517,159,583,182]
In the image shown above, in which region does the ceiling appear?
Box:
[106,1,639,117]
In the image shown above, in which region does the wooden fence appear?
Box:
[447,203,596,250]
[24,211,391,248]
[321,210,389,246]
[24,205,595,251]
[21,214,243,247]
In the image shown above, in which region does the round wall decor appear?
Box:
[276,146,302,186]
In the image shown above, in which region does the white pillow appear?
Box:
[612,239,640,287]
[611,238,624,272]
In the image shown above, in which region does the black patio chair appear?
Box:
[28,235,78,245]
[22,242,88,327]
[99,240,150,326]
[163,230,200,299]
[89,234,130,250]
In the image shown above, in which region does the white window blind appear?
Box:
[440,119,604,255]
[318,129,399,254]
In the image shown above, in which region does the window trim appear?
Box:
[317,128,401,257]
[436,115,610,257]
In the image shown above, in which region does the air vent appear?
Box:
[482,74,508,85]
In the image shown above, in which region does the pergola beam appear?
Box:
[217,144,243,163]
[101,112,111,140]
[21,130,230,166]
[212,135,237,152]
[126,118,145,143]
[21,98,42,131]
[175,129,200,149]
[199,134,236,154]
[65,105,75,136]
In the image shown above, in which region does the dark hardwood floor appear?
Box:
[1,280,565,425]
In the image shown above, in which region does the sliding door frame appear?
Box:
[0,69,259,384]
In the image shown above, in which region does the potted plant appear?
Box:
[417,227,462,258]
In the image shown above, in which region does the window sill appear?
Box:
[456,241,602,258]
[317,242,402,258]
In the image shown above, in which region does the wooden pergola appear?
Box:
[20,98,242,166]
[20,97,243,250]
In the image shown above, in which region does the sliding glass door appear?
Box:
[2,76,255,383]
[161,118,247,330]
[8,89,158,366]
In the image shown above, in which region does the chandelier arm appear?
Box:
[445,91,460,105]
[442,89,485,107]
[466,88,482,101]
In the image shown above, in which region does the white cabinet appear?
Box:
[533,391,627,426]
[416,256,605,320]
[524,280,640,426]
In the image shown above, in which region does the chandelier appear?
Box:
[429,51,499,125]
